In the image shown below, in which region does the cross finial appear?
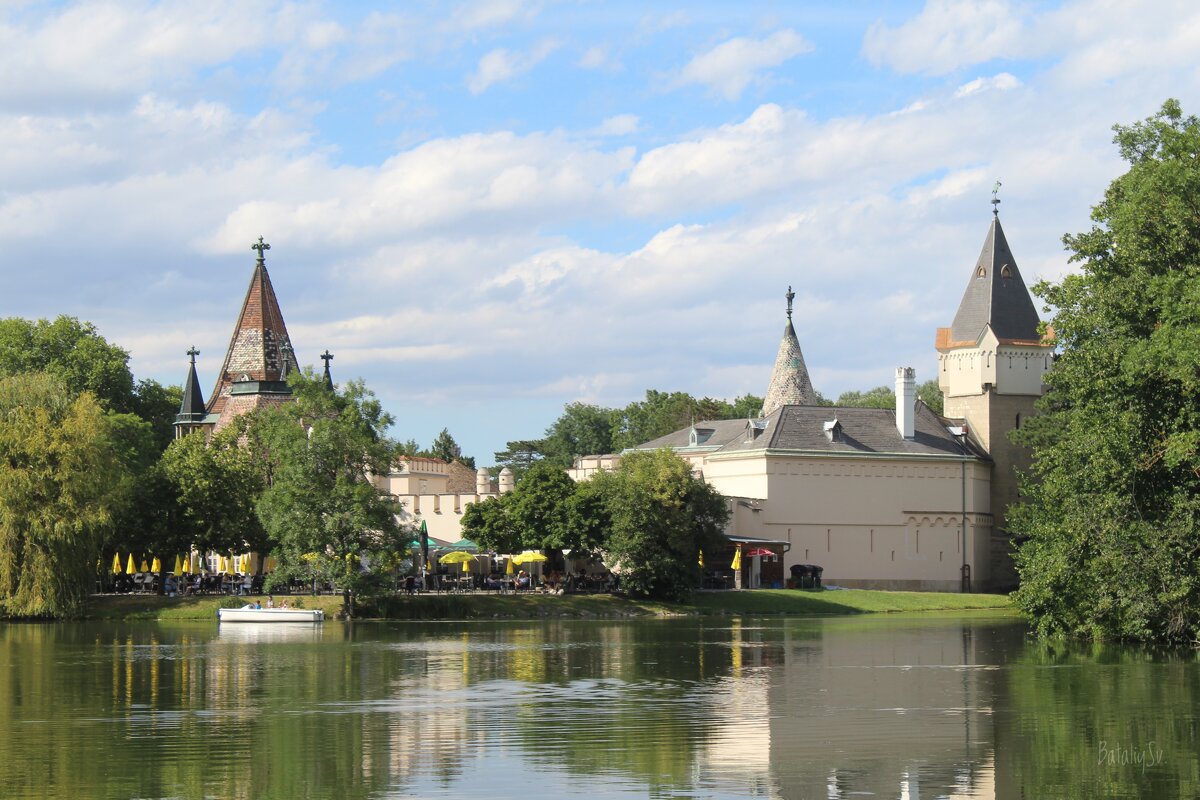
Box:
[186,346,199,365]
[320,350,334,366]
[786,285,795,321]
[991,180,1002,217]
[320,350,334,390]
[251,236,270,264]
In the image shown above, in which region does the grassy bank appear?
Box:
[83,588,1011,622]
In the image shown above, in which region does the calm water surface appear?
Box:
[1,613,1197,799]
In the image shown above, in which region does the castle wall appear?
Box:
[705,454,992,592]
[393,493,497,544]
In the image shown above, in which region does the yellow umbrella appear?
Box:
[506,557,514,575]
[151,557,162,573]
[730,547,742,571]
[512,551,548,565]
[126,554,136,574]
[112,553,123,575]
[217,556,226,574]
[173,554,183,574]
[699,550,705,568]
[139,558,150,573]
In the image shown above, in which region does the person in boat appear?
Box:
[266,595,274,608]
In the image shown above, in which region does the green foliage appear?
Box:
[493,438,545,479]
[0,373,121,618]
[130,379,184,452]
[1011,100,1200,644]
[397,428,475,469]
[917,379,944,415]
[506,462,576,548]
[0,316,136,413]
[600,449,730,602]
[248,370,407,611]
[612,390,762,451]
[538,402,618,468]
[460,495,521,554]
[835,385,894,409]
[160,423,265,557]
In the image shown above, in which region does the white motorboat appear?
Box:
[217,605,324,623]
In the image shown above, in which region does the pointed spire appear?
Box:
[174,347,207,430]
[761,287,818,417]
[320,350,334,391]
[947,211,1041,345]
[207,237,299,419]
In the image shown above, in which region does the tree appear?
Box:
[131,379,185,452]
[460,495,521,554]
[428,427,475,468]
[493,439,545,479]
[1010,100,1200,644]
[506,462,576,549]
[249,371,406,615]
[917,379,944,415]
[539,402,618,467]
[0,316,136,413]
[0,373,122,618]
[835,385,895,409]
[599,449,730,602]
[160,423,265,558]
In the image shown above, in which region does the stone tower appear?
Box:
[761,286,818,417]
[207,237,300,430]
[936,209,1053,589]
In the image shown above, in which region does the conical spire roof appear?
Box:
[761,286,818,417]
[948,215,1041,345]
[174,347,207,426]
[320,350,334,391]
[207,238,299,417]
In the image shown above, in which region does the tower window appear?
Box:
[1015,413,1021,429]
[976,265,986,278]
[1001,264,1013,278]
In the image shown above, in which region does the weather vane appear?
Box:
[991,180,1002,217]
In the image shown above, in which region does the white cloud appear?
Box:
[674,29,813,100]
[468,38,559,94]
[447,0,536,31]
[862,0,1027,75]
[592,114,639,136]
[955,71,1021,97]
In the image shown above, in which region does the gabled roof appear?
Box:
[947,215,1042,346]
[762,287,818,416]
[207,244,299,417]
[634,403,985,460]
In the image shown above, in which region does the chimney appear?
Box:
[896,367,916,439]
[476,467,491,495]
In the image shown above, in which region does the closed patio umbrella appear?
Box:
[506,557,514,575]
[151,557,162,573]
[730,548,742,571]
[112,553,123,574]
[126,554,136,575]
[140,558,150,573]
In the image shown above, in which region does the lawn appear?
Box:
[84,588,1011,622]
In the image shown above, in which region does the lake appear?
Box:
[0,613,1196,799]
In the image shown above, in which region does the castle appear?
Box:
[174,207,1051,589]
[574,208,1051,592]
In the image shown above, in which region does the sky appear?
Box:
[3,0,1200,466]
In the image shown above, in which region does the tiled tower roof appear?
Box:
[761,286,818,417]
[207,238,299,423]
[948,215,1042,345]
[174,347,207,427]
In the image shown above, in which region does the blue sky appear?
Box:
[3,0,1199,464]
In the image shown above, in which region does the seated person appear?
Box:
[516,570,530,589]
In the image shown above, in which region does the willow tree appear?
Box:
[1011,100,1200,644]
[0,373,120,617]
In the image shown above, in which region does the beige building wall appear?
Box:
[704,453,992,592]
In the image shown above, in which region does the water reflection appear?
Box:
[0,614,1196,799]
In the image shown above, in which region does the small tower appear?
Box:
[476,467,491,496]
[498,467,515,494]
[761,286,818,417]
[936,193,1053,589]
[174,347,208,439]
[320,350,335,391]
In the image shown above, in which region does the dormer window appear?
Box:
[823,419,842,442]
[689,427,714,446]
[1000,264,1013,278]
[976,265,986,278]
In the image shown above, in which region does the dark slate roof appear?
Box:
[175,359,207,425]
[949,216,1041,344]
[634,403,985,459]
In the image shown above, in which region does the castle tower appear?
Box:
[936,201,1053,589]
[761,286,818,417]
[207,237,300,430]
[173,347,208,439]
